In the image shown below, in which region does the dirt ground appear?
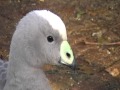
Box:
[0,0,120,90]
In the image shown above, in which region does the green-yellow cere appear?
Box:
[60,41,74,65]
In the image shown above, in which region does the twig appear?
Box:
[83,41,120,46]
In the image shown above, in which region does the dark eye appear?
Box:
[47,36,54,42]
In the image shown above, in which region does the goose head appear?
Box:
[9,10,75,70]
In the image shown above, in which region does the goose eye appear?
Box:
[47,36,54,42]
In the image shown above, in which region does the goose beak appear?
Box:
[69,59,76,70]
[59,41,76,70]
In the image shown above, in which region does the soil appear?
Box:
[0,0,120,90]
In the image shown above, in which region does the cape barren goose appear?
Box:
[0,10,75,90]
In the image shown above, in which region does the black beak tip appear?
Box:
[58,59,77,71]
[69,60,76,70]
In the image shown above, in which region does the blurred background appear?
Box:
[0,0,120,90]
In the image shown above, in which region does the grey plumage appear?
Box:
[0,59,8,90]
[0,10,75,90]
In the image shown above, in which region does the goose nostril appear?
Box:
[66,52,71,58]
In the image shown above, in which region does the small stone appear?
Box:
[91,18,94,21]
[109,68,119,77]
[107,50,111,54]
[70,83,74,86]
[39,0,44,2]
[70,77,73,80]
